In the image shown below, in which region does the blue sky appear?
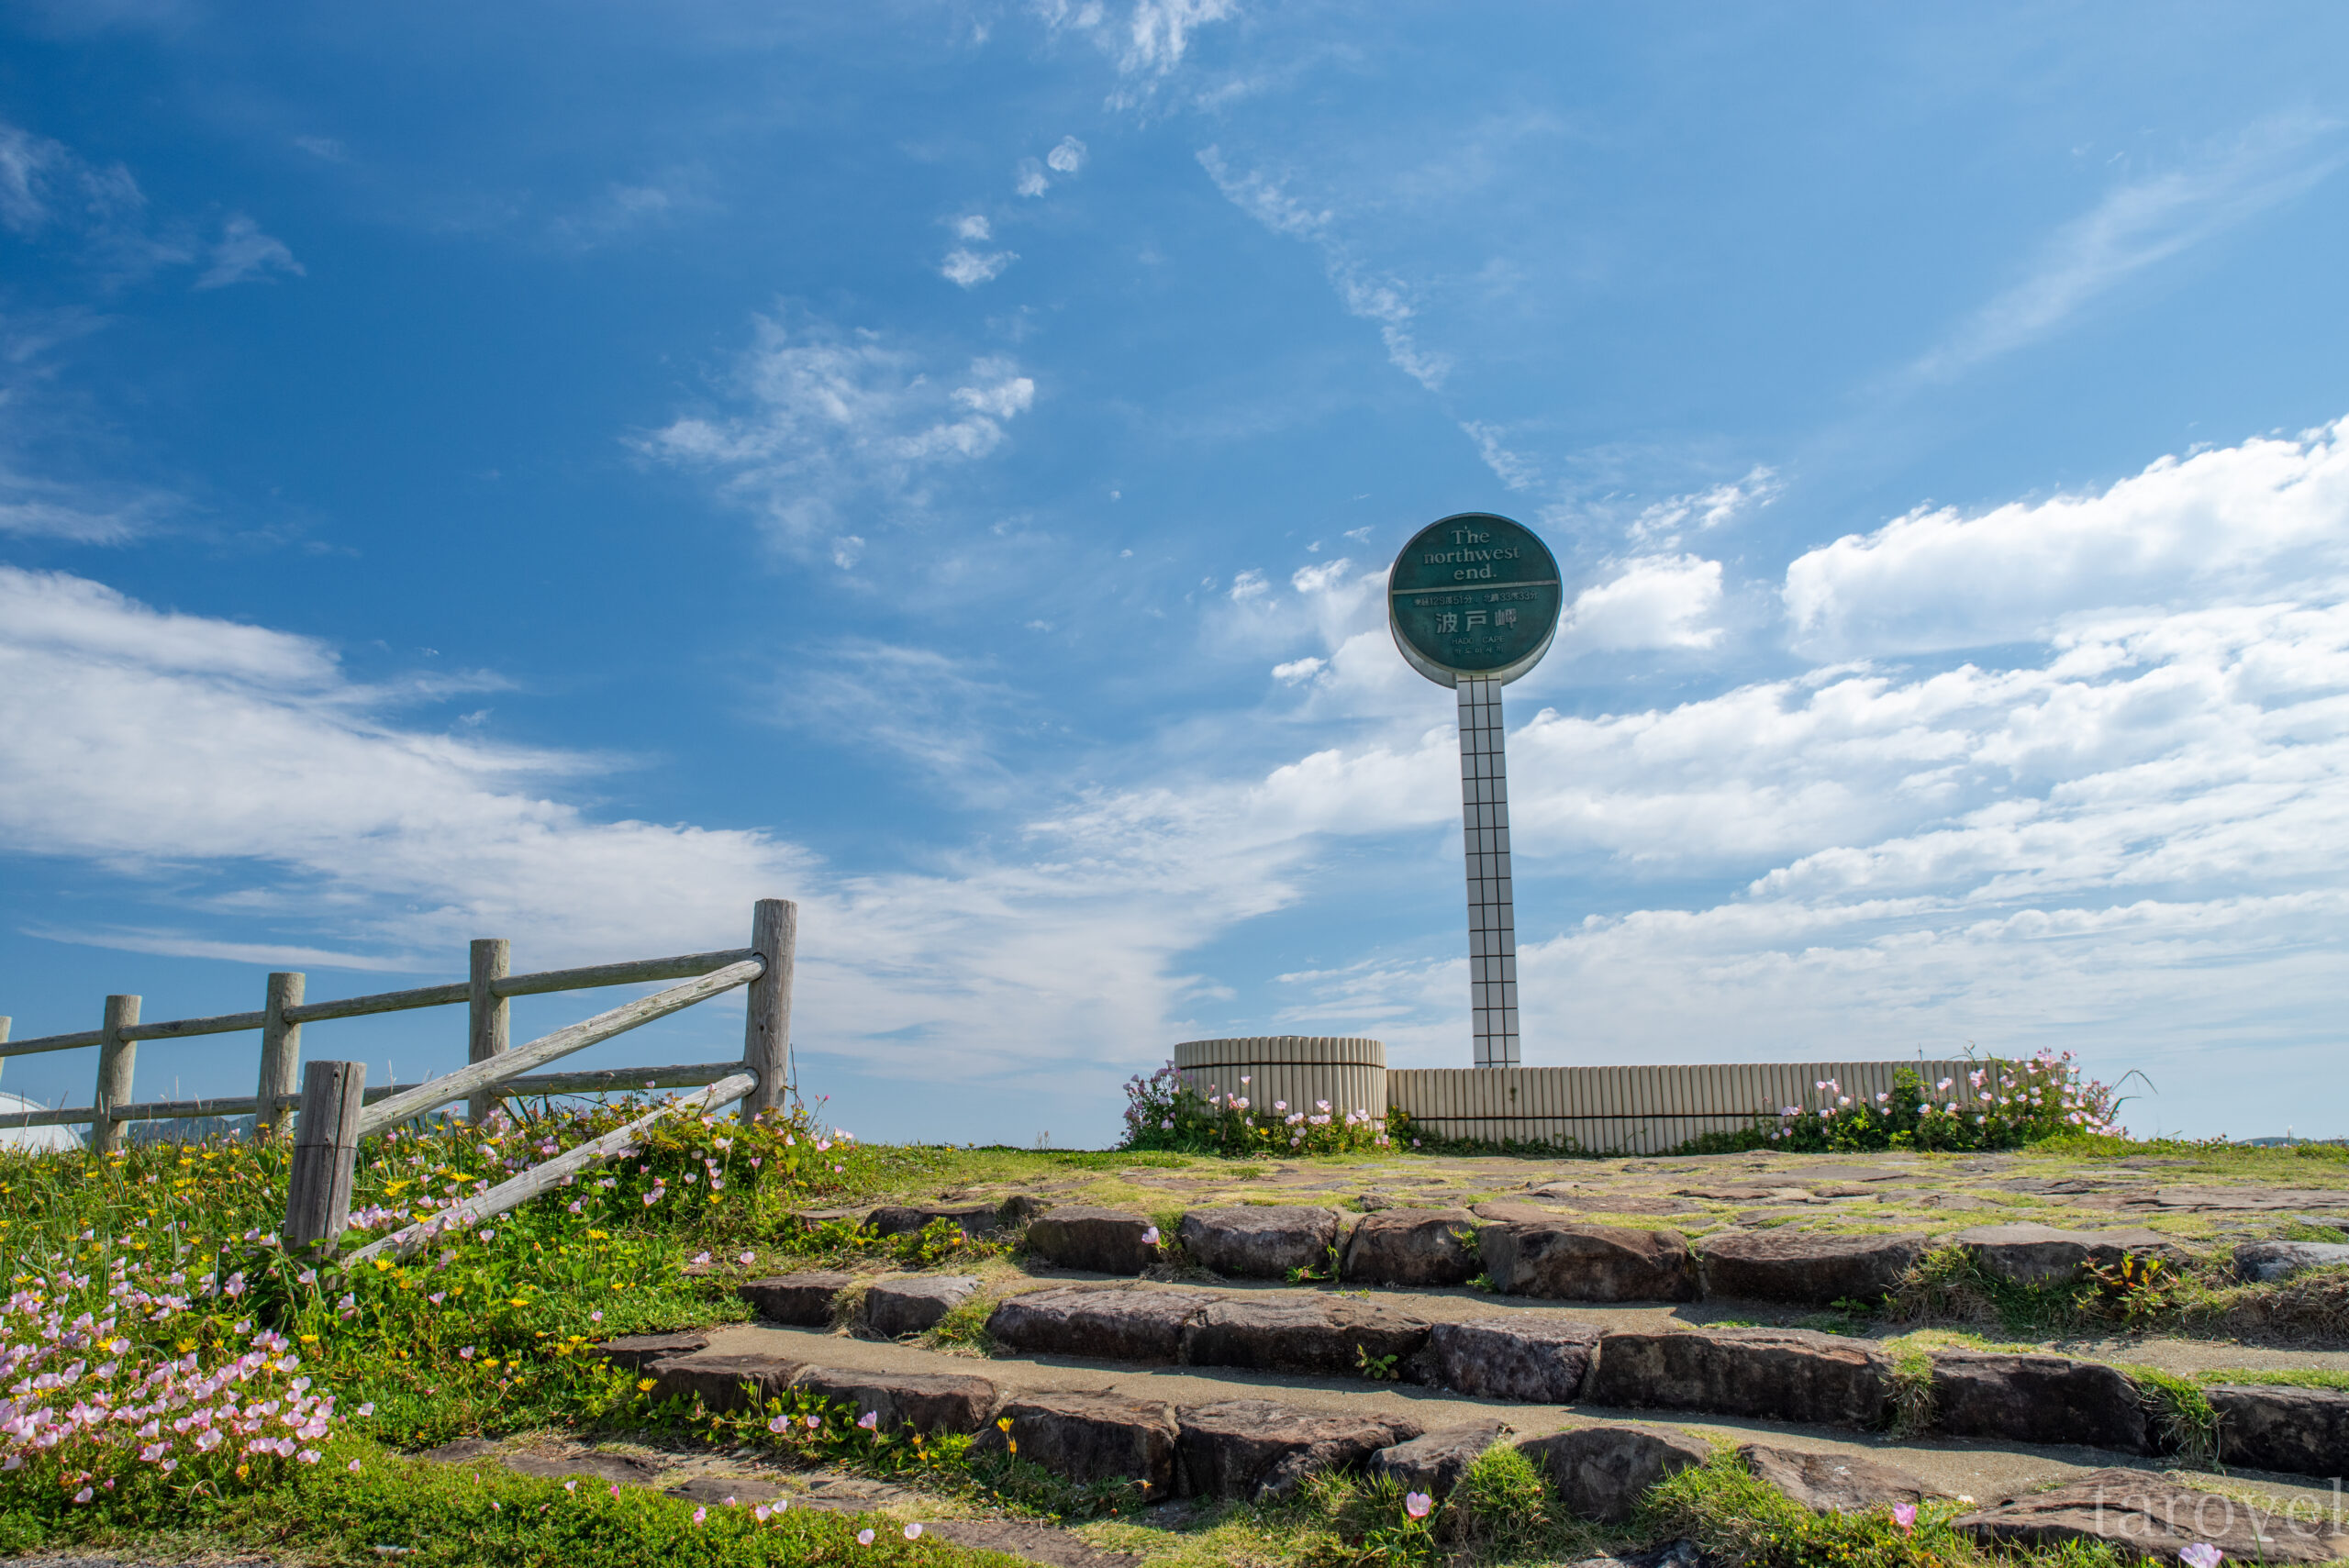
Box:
[3,2,2346,1145]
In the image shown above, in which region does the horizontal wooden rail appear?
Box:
[354,960,763,1138]
[123,1009,270,1042]
[0,1059,751,1134]
[342,1070,758,1263]
[0,947,764,1057]
[281,982,470,1026]
[491,949,754,1000]
[0,1028,104,1058]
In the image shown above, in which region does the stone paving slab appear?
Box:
[696,1320,2348,1513]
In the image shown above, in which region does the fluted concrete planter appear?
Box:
[1174,1037,1386,1123]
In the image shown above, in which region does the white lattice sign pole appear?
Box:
[1388,513,1562,1068]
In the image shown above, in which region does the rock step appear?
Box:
[616,1340,1946,1515]
[723,1279,2349,1485]
[806,1198,2292,1297]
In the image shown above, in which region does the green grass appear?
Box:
[0,1438,1008,1568]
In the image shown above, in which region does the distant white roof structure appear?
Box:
[0,1092,82,1152]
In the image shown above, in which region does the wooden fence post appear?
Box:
[284,1060,366,1253]
[468,938,510,1127]
[741,898,796,1123]
[255,972,306,1140]
[93,995,139,1154]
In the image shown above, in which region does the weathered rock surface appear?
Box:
[923,1519,1143,1568]
[1739,1444,1954,1513]
[1929,1352,2149,1453]
[1951,1224,2197,1286]
[863,1273,982,1338]
[970,1391,1180,1496]
[790,1366,997,1435]
[985,1284,1218,1363]
[1368,1421,1509,1499]
[1697,1229,1929,1305]
[1180,1294,1431,1380]
[1175,1399,1425,1502]
[1587,1327,1888,1429]
[590,1329,711,1369]
[643,1351,804,1412]
[1479,1215,1698,1302]
[503,1449,666,1487]
[1427,1314,1600,1403]
[2208,1384,2349,1479]
[1341,1207,1481,1287]
[1954,1467,2349,1562]
[1024,1206,1163,1274]
[866,1202,1004,1238]
[664,1473,787,1506]
[739,1273,851,1327]
[1518,1423,1711,1524]
[2235,1240,2349,1283]
[1177,1205,1341,1278]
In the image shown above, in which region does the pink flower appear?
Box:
[692,1507,707,1525]
[1141,1226,1161,1246]
[1892,1504,1917,1532]
[857,1529,875,1546]
[73,1487,95,1504]
[857,1411,879,1430]
[904,1523,923,1540]
[1404,1491,1432,1519]
[349,1459,363,1473]
[564,1480,577,1492]
[2179,1546,2223,1568]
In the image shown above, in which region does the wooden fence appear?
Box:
[3,897,796,1254]
[0,897,798,1173]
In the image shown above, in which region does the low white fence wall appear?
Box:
[1389,1060,1979,1153]
[1172,1037,1981,1154]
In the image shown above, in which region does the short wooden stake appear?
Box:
[254,972,306,1140]
[741,898,796,1124]
[92,995,139,1154]
[468,938,510,1127]
[284,1060,367,1253]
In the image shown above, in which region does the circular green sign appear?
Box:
[1387,511,1564,686]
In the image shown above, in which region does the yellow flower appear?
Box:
[996,1418,1013,1432]
[638,1378,658,1392]
[373,1258,394,1271]
[507,1298,529,1307]
[300,1334,319,1344]
[585,1229,607,1240]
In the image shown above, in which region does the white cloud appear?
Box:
[1910,117,2344,382]
[953,214,992,241]
[941,246,1018,287]
[1046,136,1088,175]
[1015,160,1051,198]
[1628,465,1780,547]
[1786,417,2349,655]
[1461,421,1538,490]
[195,214,304,290]
[1119,0,1235,78]
[639,313,1036,550]
[1555,554,1725,653]
[0,566,1324,1100]
[1197,148,1450,392]
[1272,656,1324,684]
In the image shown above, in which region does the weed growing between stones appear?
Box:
[688,1394,1145,1523]
[1887,1348,1937,1437]
[1640,1451,2066,1568]
[1887,1242,2349,1346]
[2121,1365,2221,1470]
[1443,1442,1555,1555]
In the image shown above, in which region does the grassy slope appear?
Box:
[6,1124,2343,1568]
